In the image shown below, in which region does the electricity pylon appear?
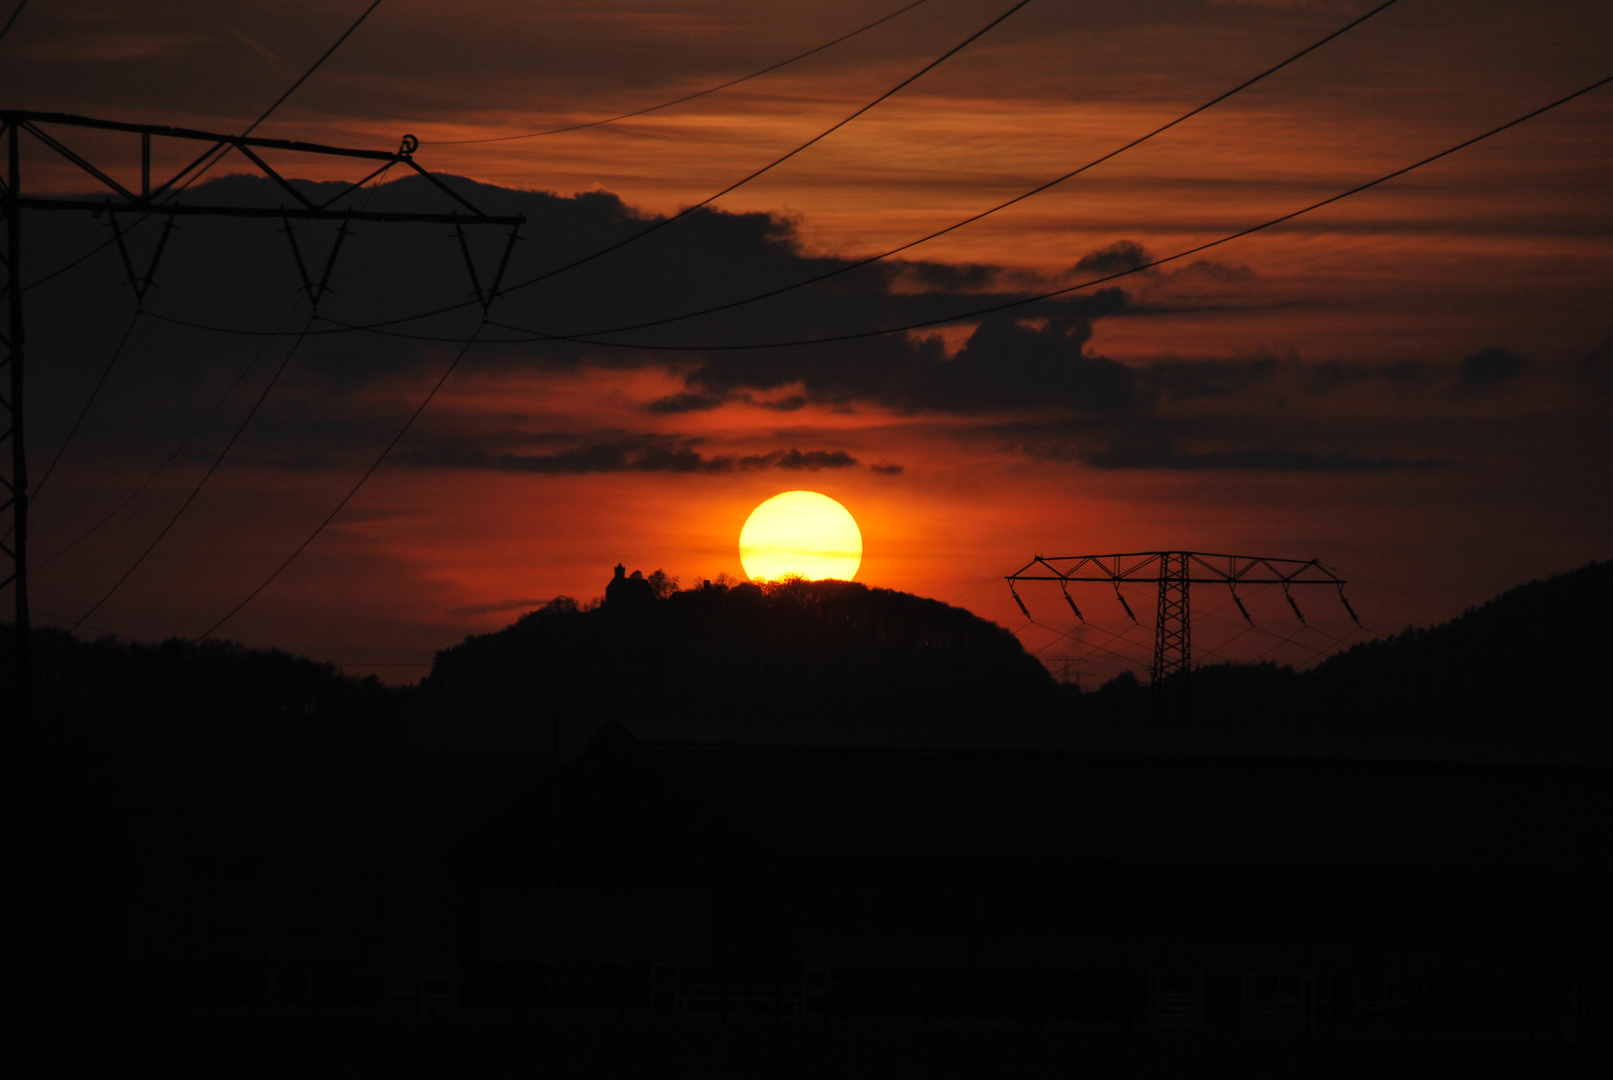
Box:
[1,110,525,723]
[1007,552,1359,724]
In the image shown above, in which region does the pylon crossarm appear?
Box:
[2,112,403,162]
[1012,551,1346,587]
[18,199,523,226]
[402,157,492,219]
[318,161,395,210]
[232,143,321,211]
[2,111,524,227]
[151,140,231,201]
[20,122,136,201]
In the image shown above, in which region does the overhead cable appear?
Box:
[69,309,321,632]
[19,0,388,295]
[195,321,488,640]
[28,304,301,575]
[4,309,141,544]
[123,0,1389,342]
[434,0,934,144]
[486,71,1613,351]
[543,0,1408,342]
[0,0,27,47]
[465,0,1036,299]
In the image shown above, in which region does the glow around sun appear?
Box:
[739,491,862,582]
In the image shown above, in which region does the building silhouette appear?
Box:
[605,564,656,609]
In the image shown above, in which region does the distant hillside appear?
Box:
[1080,560,1612,749]
[7,630,399,756]
[418,576,1059,753]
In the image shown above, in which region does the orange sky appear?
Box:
[4,0,1610,682]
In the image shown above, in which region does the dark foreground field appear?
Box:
[23,1014,1613,1080]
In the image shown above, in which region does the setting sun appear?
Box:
[739,491,862,582]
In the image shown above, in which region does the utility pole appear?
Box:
[3,121,27,725]
[1007,552,1358,725]
[0,110,525,724]
[1044,655,1092,688]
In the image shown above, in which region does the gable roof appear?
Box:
[453,721,1613,882]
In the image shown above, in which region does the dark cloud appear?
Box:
[1163,259,1256,285]
[991,419,1436,473]
[447,598,552,617]
[31,175,1138,417]
[1580,337,1612,394]
[403,434,867,475]
[1304,359,1429,393]
[676,301,1136,415]
[1082,445,1435,472]
[764,449,860,471]
[890,260,1003,292]
[643,391,728,415]
[1141,356,1279,400]
[1071,241,1152,277]
[23,175,1553,488]
[1458,346,1528,388]
[759,395,808,412]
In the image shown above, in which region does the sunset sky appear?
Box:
[3,0,1609,681]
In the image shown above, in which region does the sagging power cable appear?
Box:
[456,0,1036,301]
[69,308,322,632]
[195,320,488,640]
[28,303,302,575]
[434,0,935,144]
[486,71,1613,352]
[149,0,1401,340]
[18,0,387,295]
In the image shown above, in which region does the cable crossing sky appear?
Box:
[431,0,935,144]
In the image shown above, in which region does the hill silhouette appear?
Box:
[4,562,1610,1056]
[418,575,1059,754]
[1074,559,1612,751]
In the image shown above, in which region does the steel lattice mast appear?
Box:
[0,110,526,725]
[1006,552,1359,723]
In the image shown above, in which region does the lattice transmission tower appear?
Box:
[1,110,526,722]
[1007,552,1359,724]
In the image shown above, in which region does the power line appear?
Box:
[523,0,1407,343]
[3,307,141,546]
[143,0,1402,342]
[196,321,487,640]
[48,152,427,632]
[18,0,387,296]
[69,308,321,632]
[1319,559,1459,618]
[487,71,1613,352]
[244,0,384,138]
[434,0,935,144]
[21,309,141,506]
[454,0,1035,302]
[157,70,1612,356]
[21,155,393,558]
[0,0,26,47]
[28,303,300,575]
